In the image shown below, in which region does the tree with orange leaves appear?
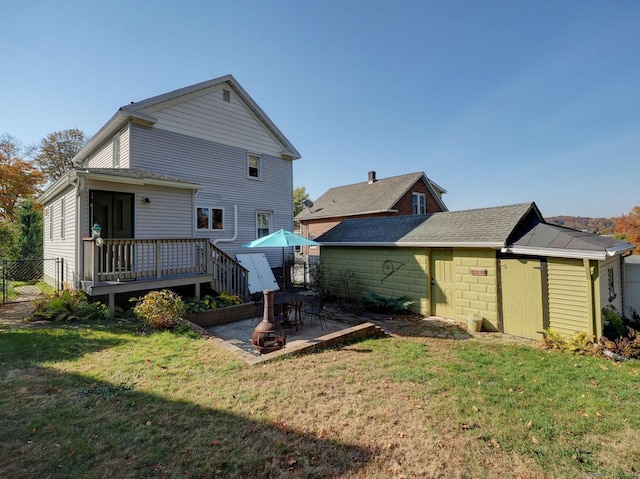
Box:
[613,206,640,254]
[0,134,44,222]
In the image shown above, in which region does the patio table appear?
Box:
[273,292,308,331]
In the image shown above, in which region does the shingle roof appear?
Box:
[509,222,634,256]
[317,202,536,247]
[79,168,201,186]
[296,172,447,220]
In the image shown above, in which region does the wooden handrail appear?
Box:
[82,238,249,301]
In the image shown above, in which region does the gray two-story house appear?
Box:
[38,74,301,312]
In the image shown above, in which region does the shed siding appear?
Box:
[43,187,76,288]
[453,249,498,330]
[129,125,293,265]
[547,258,591,337]
[143,85,284,157]
[598,256,623,313]
[321,247,429,315]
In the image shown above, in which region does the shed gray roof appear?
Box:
[317,201,635,260]
[296,172,447,220]
[507,221,634,259]
[317,202,537,247]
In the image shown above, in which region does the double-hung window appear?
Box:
[196,207,224,230]
[248,153,261,179]
[256,211,271,238]
[412,192,426,215]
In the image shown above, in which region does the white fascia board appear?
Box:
[37,170,78,204]
[606,244,636,256]
[502,246,608,260]
[72,110,158,166]
[76,171,202,190]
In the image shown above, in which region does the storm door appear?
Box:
[90,190,134,239]
[90,191,135,275]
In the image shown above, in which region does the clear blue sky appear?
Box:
[2,0,639,218]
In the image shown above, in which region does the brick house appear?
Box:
[295,171,447,256]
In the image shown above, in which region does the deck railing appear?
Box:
[82,238,249,300]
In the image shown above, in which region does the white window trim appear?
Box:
[412,192,426,215]
[247,153,262,180]
[195,206,225,231]
[256,210,272,239]
[113,135,120,167]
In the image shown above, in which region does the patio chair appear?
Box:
[304,296,327,331]
[276,305,295,336]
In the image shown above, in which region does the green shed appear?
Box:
[316,202,634,340]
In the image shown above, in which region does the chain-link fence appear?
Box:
[1,258,62,304]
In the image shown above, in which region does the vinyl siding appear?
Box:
[320,247,429,315]
[85,127,129,168]
[43,187,76,288]
[547,258,591,337]
[81,179,194,239]
[598,256,623,313]
[142,85,284,157]
[129,125,293,266]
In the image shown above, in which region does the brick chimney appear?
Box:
[368,170,377,184]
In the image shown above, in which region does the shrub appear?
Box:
[602,307,626,339]
[31,290,109,322]
[361,291,415,314]
[132,289,186,331]
[184,295,218,313]
[309,259,332,297]
[540,328,567,351]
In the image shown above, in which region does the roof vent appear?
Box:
[368,170,377,184]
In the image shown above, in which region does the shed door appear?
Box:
[432,249,455,319]
[501,258,545,339]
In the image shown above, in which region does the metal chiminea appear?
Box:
[251,289,286,354]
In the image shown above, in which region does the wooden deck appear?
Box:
[81,238,249,314]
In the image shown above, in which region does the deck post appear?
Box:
[156,241,162,280]
[108,292,115,318]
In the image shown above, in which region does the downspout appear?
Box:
[213,205,238,245]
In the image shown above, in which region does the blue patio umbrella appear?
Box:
[242,229,320,289]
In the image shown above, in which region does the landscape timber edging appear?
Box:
[184,303,257,328]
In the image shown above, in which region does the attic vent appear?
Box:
[222,89,231,102]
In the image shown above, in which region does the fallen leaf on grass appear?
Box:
[527,420,533,429]
[211,440,221,445]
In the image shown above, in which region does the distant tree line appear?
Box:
[545,216,615,234]
[0,129,87,261]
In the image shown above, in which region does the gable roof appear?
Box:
[296,171,448,221]
[72,74,301,165]
[316,201,634,260]
[317,202,537,248]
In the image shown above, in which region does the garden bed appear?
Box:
[184,302,257,327]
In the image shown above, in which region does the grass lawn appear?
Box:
[1,319,639,478]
